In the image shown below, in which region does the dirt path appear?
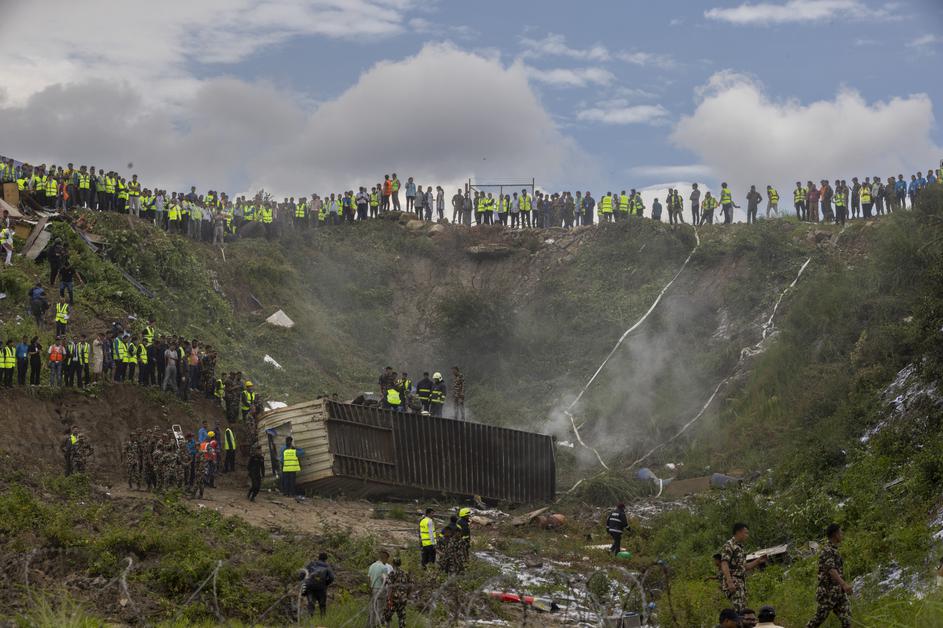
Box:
[105,478,418,545]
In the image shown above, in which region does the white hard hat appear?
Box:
[433,372,442,380]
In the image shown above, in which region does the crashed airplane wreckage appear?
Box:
[258,399,556,503]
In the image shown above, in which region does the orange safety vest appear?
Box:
[49,345,64,362]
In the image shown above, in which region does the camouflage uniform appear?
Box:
[191,451,208,498]
[806,542,851,628]
[438,534,466,575]
[125,433,142,489]
[383,568,412,627]
[72,434,93,473]
[144,430,158,489]
[719,537,747,612]
[224,375,240,422]
[160,443,182,490]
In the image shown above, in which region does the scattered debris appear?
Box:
[485,591,559,613]
[511,507,550,527]
[883,477,905,490]
[263,355,283,369]
[710,473,743,489]
[747,544,789,564]
[265,309,294,328]
[534,513,566,529]
[265,401,288,411]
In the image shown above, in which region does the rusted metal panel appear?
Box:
[324,400,555,503]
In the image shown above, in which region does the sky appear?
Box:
[1,0,941,203]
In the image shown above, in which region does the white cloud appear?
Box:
[908,34,941,48]
[630,165,715,180]
[0,44,588,197]
[520,33,674,68]
[705,0,872,25]
[577,104,670,125]
[0,0,418,106]
[520,33,610,62]
[671,71,940,193]
[523,65,616,88]
[408,17,477,39]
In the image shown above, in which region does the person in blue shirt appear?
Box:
[917,171,927,190]
[895,175,907,210]
[909,175,919,207]
[197,420,209,444]
[15,336,29,385]
[927,169,937,185]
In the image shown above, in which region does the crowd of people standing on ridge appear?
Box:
[4,154,941,243]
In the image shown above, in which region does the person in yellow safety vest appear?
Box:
[55,300,69,336]
[260,205,273,224]
[241,381,256,420]
[127,175,142,217]
[618,191,629,220]
[419,507,437,568]
[719,183,735,225]
[599,193,613,222]
[369,188,380,219]
[630,190,645,217]
[519,190,532,228]
[793,181,807,221]
[244,203,256,222]
[280,436,303,497]
[44,175,58,207]
[294,198,307,228]
[222,427,237,474]
[860,180,873,219]
[136,340,148,385]
[77,167,91,208]
[2,339,15,387]
[76,334,90,388]
[386,384,402,412]
[765,186,779,219]
[834,186,848,227]
[124,335,138,383]
[115,177,128,213]
[213,376,225,404]
[112,335,127,382]
[701,192,718,225]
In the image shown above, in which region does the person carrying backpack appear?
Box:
[300,553,335,618]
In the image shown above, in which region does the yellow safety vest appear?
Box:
[223,428,236,451]
[125,342,137,364]
[386,388,401,406]
[419,516,435,546]
[55,302,69,324]
[619,195,629,212]
[241,389,255,411]
[600,195,613,213]
[860,186,871,203]
[282,447,300,472]
[78,174,90,189]
[720,188,732,204]
[137,343,147,364]
[520,195,531,211]
[77,342,90,365]
[768,188,779,203]
[794,187,806,203]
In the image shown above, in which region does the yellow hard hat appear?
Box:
[245,381,253,387]
[207,431,215,437]
[459,507,471,518]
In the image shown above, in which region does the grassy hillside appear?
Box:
[1,190,942,625]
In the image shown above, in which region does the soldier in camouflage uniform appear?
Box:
[191,445,208,498]
[719,523,766,613]
[437,526,466,575]
[124,430,142,489]
[383,558,412,627]
[806,523,852,628]
[143,428,158,490]
[72,432,93,473]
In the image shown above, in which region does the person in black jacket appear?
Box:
[606,503,629,555]
[300,553,336,618]
[247,444,265,501]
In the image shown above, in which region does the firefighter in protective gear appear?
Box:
[429,372,446,417]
